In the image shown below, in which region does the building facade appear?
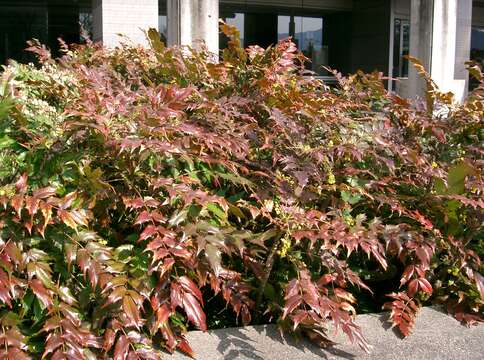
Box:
[1,0,484,100]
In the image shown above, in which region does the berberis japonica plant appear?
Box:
[0,24,482,358]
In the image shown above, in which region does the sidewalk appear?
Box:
[168,307,483,359]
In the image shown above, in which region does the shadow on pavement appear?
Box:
[212,324,357,360]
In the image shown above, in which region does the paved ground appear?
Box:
[167,307,483,359]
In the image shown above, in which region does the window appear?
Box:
[225,13,245,44]
[79,9,93,41]
[219,3,350,77]
[158,16,167,42]
[278,15,326,75]
[159,0,167,43]
[470,26,484,90]
[225,13,326,75]
[392,18,410,80]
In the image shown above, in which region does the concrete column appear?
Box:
[454,0,472,83]
[91,0,158,47]
[167,0,219,55]
[406,0,472,102]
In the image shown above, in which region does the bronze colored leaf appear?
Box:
[474,272,484,301]
[57,209,77,230]
[42,333,62,359]
[15,173,28,193]
[29,279,52,308]
[103,328,117,351]
[32,187,57,199]
[178,276,203,304]
[181,292,207,331]
[123,295,142,328]
[176,337,195,358]
[114,335,129,360]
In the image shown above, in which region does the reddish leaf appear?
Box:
[417,278,433,295]
[134,211,152,225]
[473,271,484,301]
[178,276,203,304]
[68,209,89,227]
[282,295,302,319]
[10,195,23,217]
[4,241,22,266]
[407,279,419,297]
[29,279,52,308]
[103,329,117,351]
[59,191,77,210]
[42,316,61,332]
[42,333,62,359]
[160,323,177,351]
[15,173,28,193]
[317,274,334,287]
[181,292,207,331]
[415,245,432,269]
[2,328,26,349]
[384,292,419,337]
[39,202,52,237]
[114,335,129,360]
[156,304,171,325]
[25,196,40,216]
[400,265,415,287]
[123,295,142,328]
[58,209,78,230]
[33,187,57,199]
[334,288,356,303]
[411,210,433,230]
[139,225,159,241]
[176,337,195,358]
[290,310,308,330]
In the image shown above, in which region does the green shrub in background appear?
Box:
[0,25,482,358]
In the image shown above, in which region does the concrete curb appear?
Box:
[167,307,483,359]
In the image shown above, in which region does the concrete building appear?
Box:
[1,0,484,100]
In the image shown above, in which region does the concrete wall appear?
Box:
[92,0,158,47]
[454,0,473,81]
[167,0,219,55]
[403,0,472,102]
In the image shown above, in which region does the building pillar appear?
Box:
[91,0,158,47]
[407,0,472,102]
[454,0,473,88]
[167,0,219,55]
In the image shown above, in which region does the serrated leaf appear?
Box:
[58,286,77,305]
[168,209,188,227]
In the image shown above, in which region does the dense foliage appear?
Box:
[0,26,482,358]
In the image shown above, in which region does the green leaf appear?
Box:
[447,162,475,194]
[147,28,165,54]
[0,312,20,326]
[115,244,134,262]
[0,97,15,121]
[264,283,276,301]
[0,135,16,149]
[434,177,447,195]
[216,172,254,187]
[341,190,362,205]
[206,203,227,222]
[228,204,246,219]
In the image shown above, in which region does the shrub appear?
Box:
[0,26,482,358]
